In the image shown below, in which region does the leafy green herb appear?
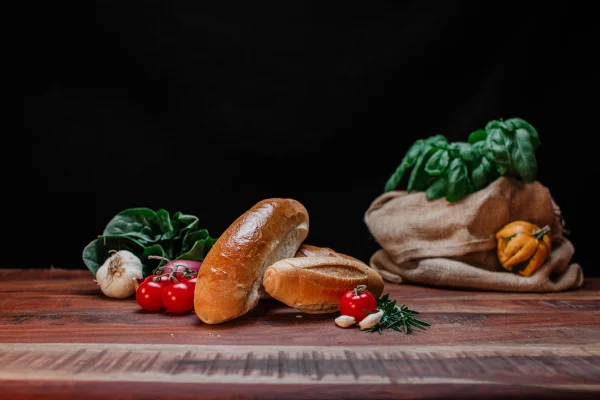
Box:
[82,208,218,277]
[361,293,430,335]
[384,117,541,202]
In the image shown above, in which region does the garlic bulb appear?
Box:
[95,250,143,298]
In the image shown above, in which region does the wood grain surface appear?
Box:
[1,268,599,399]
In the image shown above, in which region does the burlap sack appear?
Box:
[364,177,583,292]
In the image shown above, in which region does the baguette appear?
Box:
[263,256,384,314]
[194,198,309,324]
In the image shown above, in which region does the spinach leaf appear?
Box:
[384,139,424,192]
[468,129,487,144]
[425,175,449,200]
[178,235,218,261]
[407,144,437,191]
[103,208,162,244]
[156,209,174,239]
[512,128,537,182]
[425,149,450,176]
[82,235,145,276]
[83,208,218,278]
[446,158,469,202]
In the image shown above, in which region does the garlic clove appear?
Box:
[358,310,384,330]
[335,315,356,328]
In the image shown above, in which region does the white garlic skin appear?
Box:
[95,250,143,298]
[358,310,384,330]
[335,315,357,328]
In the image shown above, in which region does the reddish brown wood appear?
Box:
[2,381,598,400]
[0,268,598,399]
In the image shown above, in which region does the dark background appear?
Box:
[18,3,597,275]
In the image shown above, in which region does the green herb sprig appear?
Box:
[384,117,540,203]
[362,293,431,335]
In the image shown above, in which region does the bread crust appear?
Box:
[194,198,309,324]
[295,244,363,263]
[263,256,384,314]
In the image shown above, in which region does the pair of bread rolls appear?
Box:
[194,198,384,324]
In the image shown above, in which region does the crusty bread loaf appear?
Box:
[194,198,309,324]
[295,244,363,263]
[262,256,384,314]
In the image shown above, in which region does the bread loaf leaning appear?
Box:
[194,198,309,324]
[263,256,384,314]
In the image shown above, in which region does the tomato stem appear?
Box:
[354,285,367,296]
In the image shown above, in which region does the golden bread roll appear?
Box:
[263,256,384,314]
[194,198,309,324]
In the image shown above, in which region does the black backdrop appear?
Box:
[18,3,598,276]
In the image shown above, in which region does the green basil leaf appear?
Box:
[504,118,540,148]
[425,149,449,176]
[424,134,448,146]
[512,128,537,182]
[384,139,424,192]
[425,175,449,200]
[177,236,218,261]
[82,235,145,276]
[102,208,161,244]
[407,144,436,191]
[471,163,488,190]
[468,129,487,144]
[484,126,512,166]
[485,120,510,132]
[480,156,492,173]
[403,140,426,168]
[448,142,477,162]
[446,158,468,202]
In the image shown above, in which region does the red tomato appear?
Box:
[183,276,197,290]
[136,281,165,311]
[144,274,174,286]
[162,282,194,314]
[339,286,378,322]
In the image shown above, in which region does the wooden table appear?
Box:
[1,269,599,399]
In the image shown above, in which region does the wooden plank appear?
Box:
[1,270,598,398]
[3,291,600,314]
[3,380,598,400]
[1,343,599,389]
[0,272,598,346]
[2,312,599,346]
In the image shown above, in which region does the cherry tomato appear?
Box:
[136,281,165,311]
[162,282,194,314]
[183,276,197,290]
[339,286,378,322]
[144,274,175,287]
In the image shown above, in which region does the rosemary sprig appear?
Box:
[362,293,431,335]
